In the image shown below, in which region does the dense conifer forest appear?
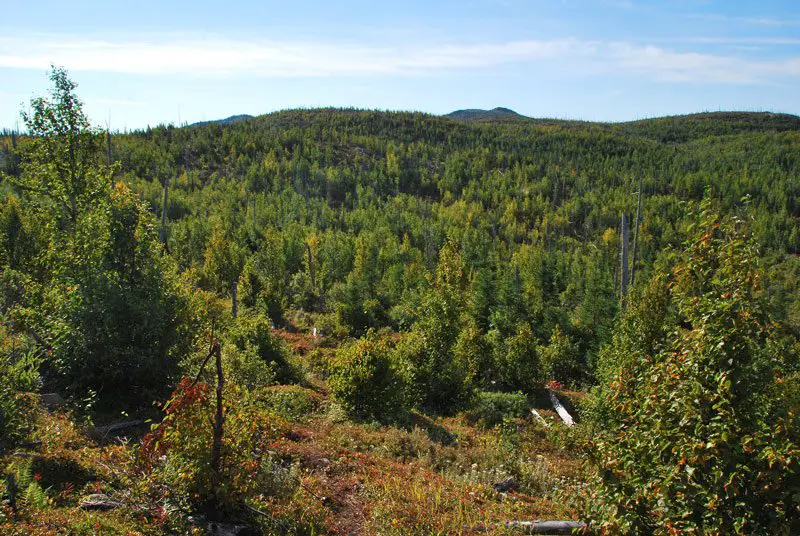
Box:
[1,69,798,534]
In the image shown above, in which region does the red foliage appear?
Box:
[137,377,211,472]
[546,380,564,390]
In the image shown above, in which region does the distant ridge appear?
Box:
[190,114,253,127]
[444,107,528,121]
[179,109,800,144]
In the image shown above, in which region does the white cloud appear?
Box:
[0,34,798,85]
[684,13,800,27]
[0,35,581,77]
[660,37,800,46]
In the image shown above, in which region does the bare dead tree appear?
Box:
[620,212,629,311]
[209,339,224,478]
[630,176,643,288]
[159,176,169,247]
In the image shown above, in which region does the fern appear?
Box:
[11,459,32,489]
[3,459,50,510]
[23,481,49,509]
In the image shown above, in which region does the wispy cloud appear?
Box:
[658,37,800,46]
[0,35,588,77]
[1,33,799,85]
[684,13,800,27]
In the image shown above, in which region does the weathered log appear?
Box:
[503,520,587,534]
[89,420,146,440]
[80,494,123,510]
[530,408,550,427]
[470,520,588,534]
[548,391,575,427]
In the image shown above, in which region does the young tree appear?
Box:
[398,240,473,413]
[586,200,800,533]
[15,67,109,235]
[11,68,187,406]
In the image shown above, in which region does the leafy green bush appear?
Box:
[465,390,528,429]
[540,326,581,386]
[224,312,295,385]
[0,343,41,451]
[585,201,800,534]
[254,385,322,421]
[329,338,409,423]
[395,330,474,414]
[42,184,187,407]
[488,322,541,390]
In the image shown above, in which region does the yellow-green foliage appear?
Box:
[254,384,323,422]
[585,201,800,534]
[329,337,409,423]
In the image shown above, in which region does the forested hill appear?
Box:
[94,108,799,375]
[3,107,799,389]
[445,107,529,121]
[611,111,800,142]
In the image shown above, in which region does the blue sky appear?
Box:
[1,0,799,129]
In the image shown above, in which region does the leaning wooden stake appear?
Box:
[548,390,575,427]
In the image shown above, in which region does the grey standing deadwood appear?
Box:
[630,176,642,287]
[231,280,238,318]
[106,128,112,166]
[160,176,169,245]
[619,212,629,310]
[306,242,316,290]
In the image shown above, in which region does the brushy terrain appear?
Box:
[0,328,586,535]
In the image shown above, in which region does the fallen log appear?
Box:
[89,420,146,440]
[530,408,550,427]
[470,520,588,534]
[503,520,587,534]
[548,390,574,427]
[80,494,123,511]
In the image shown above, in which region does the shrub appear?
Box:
[254,385,322,422]
[585,201,800,534]
[395,330,474,415]
[453,323,492,388]
[0,344,41,451]
[329,338,409,423]
[138,378,292,515]
[540,326,581,386]
[224,312,295,385]
[395,240,474,414]
[488,322,541,391]
[43,184,188,407]
[466,390,528,429]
